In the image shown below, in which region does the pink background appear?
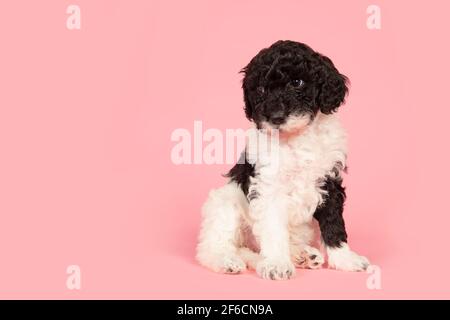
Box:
[0,0,449,299]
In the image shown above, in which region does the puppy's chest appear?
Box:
[278,129,345,185]
[275,124,347,221]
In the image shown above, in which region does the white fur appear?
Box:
[196,182,248,273]
[327,243,370,271]
[196,113,368,279]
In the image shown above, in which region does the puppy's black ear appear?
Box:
[316,56,349,114]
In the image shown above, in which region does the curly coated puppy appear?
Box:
[196,40,370,280]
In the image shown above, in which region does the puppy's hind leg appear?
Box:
[196,182,248,274]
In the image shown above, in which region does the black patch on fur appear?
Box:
[313,173,348,248]
[224,152,255,196]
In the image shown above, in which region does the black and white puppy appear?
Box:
[196,40,369,280]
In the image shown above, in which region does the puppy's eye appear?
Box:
[256,86,265,95]
[291,79,305,87]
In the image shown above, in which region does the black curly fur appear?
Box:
[241,40,348,127]
[225,152,255,196]
[313,174,348,248]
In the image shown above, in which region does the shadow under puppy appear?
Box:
[196,40,370,280]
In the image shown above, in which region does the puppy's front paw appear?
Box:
[256,258,295,280]
[220,255,247,274]
[327,243,370,272]
[292,246,324,269]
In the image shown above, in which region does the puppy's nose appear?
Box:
[268,111,285,125]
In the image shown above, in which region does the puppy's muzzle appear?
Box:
[263,101,287,126]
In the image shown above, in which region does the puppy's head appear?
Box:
[242,40,348,133]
